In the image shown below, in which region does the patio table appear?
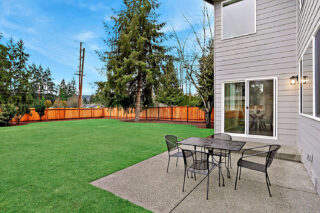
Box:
[178,137,246,183]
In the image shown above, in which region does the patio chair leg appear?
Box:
[229,152,232,169]
[207,174,209,200]
[235,166,239,190]
[176,157,178,167]
[221,166,225,187]
[218,164,221,187]
[266,173,271,186]
[183,169,186,192]
[167,156,170,173]
[194,172,196,181]
[239,166,242,180]
[265,173,272,197]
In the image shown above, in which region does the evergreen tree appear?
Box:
[59,79,67,101]
[156,58,183,106]
[7,39,32,105]
[0,35,11,104]
[98,0,167,121]
[66,78,76,98]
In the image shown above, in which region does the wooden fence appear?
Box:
[11,106,214,123]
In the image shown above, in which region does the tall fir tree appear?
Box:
[98,0,167,121]
[6,39,32,105]
[0,34,11,104]
[156,58,183,106]
[59,79,67,101]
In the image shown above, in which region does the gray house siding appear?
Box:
[297,0,320,195]
[213,0,298,145]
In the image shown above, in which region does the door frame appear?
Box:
[221,76,278,139]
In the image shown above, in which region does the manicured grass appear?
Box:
[0,119,212,212]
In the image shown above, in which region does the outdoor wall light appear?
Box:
[290,75,308,85]
[290,75,298,85]
[302,76,308,84]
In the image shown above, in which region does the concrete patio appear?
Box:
[91,147,320,213]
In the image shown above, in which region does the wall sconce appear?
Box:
[290,75,308,85]
[302,76,308,84]
[290,75,298,85]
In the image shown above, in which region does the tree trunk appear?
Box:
[135,73,142,122]
[205,108,212,128]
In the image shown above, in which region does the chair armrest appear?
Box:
[241,145,270,158]
[177,137,185,141]
[241,151,269,159]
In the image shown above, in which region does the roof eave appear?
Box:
[204,0,214,5]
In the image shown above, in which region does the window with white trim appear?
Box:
[222,0,256,39]
[299,27,320,120]
[315,29,320,118]
[300,41,314,116]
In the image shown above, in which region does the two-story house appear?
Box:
[204,0,320,195]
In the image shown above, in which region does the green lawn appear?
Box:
[0,119,212,212]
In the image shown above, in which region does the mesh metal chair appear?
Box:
[209,133,233,172]
[234,144,281,197]
[164,135,184,173]
[181,149,218,200]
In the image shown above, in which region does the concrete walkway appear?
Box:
[91,151,320,213]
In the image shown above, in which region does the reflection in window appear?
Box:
[222,0,256,39]
[249,80,274,136]
[301,42,314,116]
[224,82,245,134]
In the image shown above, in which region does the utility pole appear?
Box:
[76,42,85,108]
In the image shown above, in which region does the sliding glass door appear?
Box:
[224,82,245,134]
[224,78,276,137]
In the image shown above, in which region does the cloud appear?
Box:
[0,18,36,35]
[73,31,96,42]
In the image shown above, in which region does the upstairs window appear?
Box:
[222,0,256,39]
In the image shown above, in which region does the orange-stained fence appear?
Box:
[10,106,214,123]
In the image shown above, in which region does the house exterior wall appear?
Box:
[297,0,320,195]
[213,0,298,146]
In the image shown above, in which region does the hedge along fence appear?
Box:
[10,106,214,123]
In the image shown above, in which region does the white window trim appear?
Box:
[299,0,304,11]
[299,30,320,122]
[221,77,278,140]
[221,0,257,40]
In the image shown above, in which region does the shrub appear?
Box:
[0,104,17,126]
[14,104,30,124]
[66,95,78,108]
[44,100,52,108]
[34,98,46,121]
[53,100,66,108]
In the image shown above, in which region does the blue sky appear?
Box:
[0,0,212,95]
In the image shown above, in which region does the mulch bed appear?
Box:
[4,118,213,129]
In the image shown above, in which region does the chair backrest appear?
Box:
[266,145,281,167]
[211,133,232,141]
[181,149,209,171]
[164,135,179,152]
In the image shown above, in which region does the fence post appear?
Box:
[187,106,189,122]
[171,106,173,121]
[102,108,104,118]
[64,108,66,120]
[158,107,160,120]
[146,108,148,120]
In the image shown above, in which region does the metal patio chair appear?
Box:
[181,149,218,200]
[164,135,184,173]
[234,144,281,197]
[209,133,233,170]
